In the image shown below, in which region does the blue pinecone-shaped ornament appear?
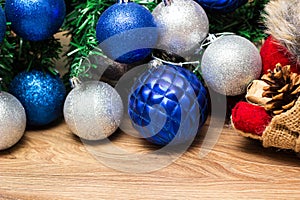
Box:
[128,65,208,146]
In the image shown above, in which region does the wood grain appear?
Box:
[1,118,300,200]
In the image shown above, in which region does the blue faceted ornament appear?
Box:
[96,1,158,64]
[196,0,248,13]
[128,65,208,146]
[5,0,66,41]
[9,70,66,126]
[0,6,6,43]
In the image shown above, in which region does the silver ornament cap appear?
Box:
[152,0,209,58]
[201,35,262,96]
[0,91,26,150]
[64,81,124,140]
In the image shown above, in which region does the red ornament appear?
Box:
[260,36,300,74]
[231,102,272,136]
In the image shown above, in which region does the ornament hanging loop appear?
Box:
[197,32,234,54]
[149,58,163,69]
[151,55,200,68]
[70,77,82,88]
[163,0,173,6]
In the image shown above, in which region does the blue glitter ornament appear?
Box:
[128,65,208,146]
[96,1,158,64]
[9,70,66,126]
[196,0,247,13]
[0,6,6,43]
[5,0,66,41]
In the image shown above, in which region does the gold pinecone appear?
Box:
[262,63,300,115]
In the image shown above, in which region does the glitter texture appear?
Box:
[64,81,124,141]
[0,6,6,43]
[128,65,208,146]
[0,92,26,150]
[152,0,209,57]
[5,0,66,41]
[96,2,158,64]
[9,70,66,126]
[201,35,262,96]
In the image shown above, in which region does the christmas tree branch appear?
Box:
[63,0,109,79]
[0,1,15,89]
[14,37,62,73]
[207,0,269,43]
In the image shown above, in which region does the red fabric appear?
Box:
[260,36,300,74]
[232,101,272,136]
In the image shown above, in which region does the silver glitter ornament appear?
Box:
[63,81,123,140]
[0,91,26,150]
[152,0,209,58]
[201,35,262,96]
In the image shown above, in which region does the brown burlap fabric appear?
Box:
[232,97,300,152]
[262,97,300,152]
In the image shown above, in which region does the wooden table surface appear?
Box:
[1,117,300,200]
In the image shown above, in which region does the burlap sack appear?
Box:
[262,97,300,152]
[232,97,300,152]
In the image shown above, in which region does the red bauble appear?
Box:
[260,36,300,74]
[231,102,272,136]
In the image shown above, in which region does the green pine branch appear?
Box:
[13,36,63,73]
[0,25,15,90]
[0,1,15,90]
[62,0,113,79]
[207,0,270,43]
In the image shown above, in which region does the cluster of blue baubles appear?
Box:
[0,0,245,145]
[0,0,67,126]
